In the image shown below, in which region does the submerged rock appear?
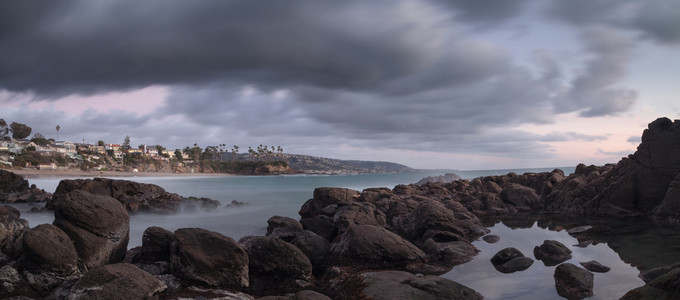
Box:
[554,263,594,300]
[490,248,533,273]
[482,234,500,243]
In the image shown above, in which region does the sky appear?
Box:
[1,0,679,170]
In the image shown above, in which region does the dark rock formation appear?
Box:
[329,225,426,271]
[268,227,330,272]
[415,173,462,186]
[0,170,51,203]
[579,260,610,273]
[337,270,482,300]
[49,177,219,213]
[21,224,79,277]
[258,290,331,300]
[68,263,165,299]
[239,236,313,296]
[534,240,572,266]
[267,215,303,235]
[0,205,28,259]
[139,226,173,263]
[638,262,680,283]
[52,190,129,270]
[170,228,249,290]
[554,263,594,300]
[622,263,680,299]
[490,248,533,273]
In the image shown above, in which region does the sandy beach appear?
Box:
[8,168,234,178]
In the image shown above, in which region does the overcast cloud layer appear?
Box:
[1,0,678,169]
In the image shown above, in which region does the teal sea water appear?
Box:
[13,166,680,299]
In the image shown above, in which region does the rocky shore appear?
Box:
[1,117,680,299]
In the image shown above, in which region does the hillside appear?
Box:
[281,154,413,174]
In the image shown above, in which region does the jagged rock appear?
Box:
[299,187,360,218]
[52,190,129,270]
[534,240,572,266]
[554,263,593,300]
[21,224,79,277]
[68,263,165,299]
[337,270,482,300]
[333,201,386,229]
[329,225,425,270]
[139,226,174,263]
[0,171,50,204]
[170,228,249,290]
[269,227,330,271]
[501,183,541,209]
[266,215,303,235]
[239,236,313,296]
[623,264,680,299]
[0,205,28,259]
[579,260,610,273]
[0,169,28,193]
[49,177,218,213]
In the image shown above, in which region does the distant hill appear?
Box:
[281,154,413,174]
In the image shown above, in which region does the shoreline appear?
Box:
[7,168,235,179]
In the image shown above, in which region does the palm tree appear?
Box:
[55,125,60,142]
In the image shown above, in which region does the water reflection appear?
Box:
[443,214,680,299]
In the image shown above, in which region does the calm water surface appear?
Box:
[13,166,679,299]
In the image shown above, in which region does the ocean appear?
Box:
[12,166,679,299]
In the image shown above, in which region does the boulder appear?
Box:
[239,236,313,296]
[139,226,174,263]
[329,225,425,270]
[534,240,572,266]
[500,183,541,209]
[579,260,610,273]
[300,215,337,241]
[337,270,482,300]
[170,228,249,290]
[68,263,165,299]
[266,215,303,235]
[52,190,129,270]
[269,227,330,270]
[554,263,593,300]
[490,247,524,266]
[21,224,79,276]
[333,202,386,229]
[299,187,360,218]
[0,169,51,203]
[415,173,462,186]
[0,205,28,259]
[49,177,218,213]
[622,265,680,299]
[0,169,28,193]
[638,262,680,283]
[495,257,534,273]
[490,248,533,273]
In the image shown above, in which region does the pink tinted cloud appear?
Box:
[28,86,169,116]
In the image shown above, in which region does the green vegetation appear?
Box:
[10,122,32,139]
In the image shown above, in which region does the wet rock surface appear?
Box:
[554,263,594,300]
[52,190,129,270]
[49,177,219,213]
[579,260,610,273]
[490,247,533,273]
[534,240,572,266]
[0,170,51,203]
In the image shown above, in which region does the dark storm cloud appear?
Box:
[547,0,680,44]
[431,0,530,27]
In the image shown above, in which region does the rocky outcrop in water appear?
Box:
[0,170,51,203]
[48,177,220,213]
[554,263,594,300]
[415,173,461,186]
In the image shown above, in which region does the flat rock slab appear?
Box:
[482,234,500,243]
[580,260,610,273]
